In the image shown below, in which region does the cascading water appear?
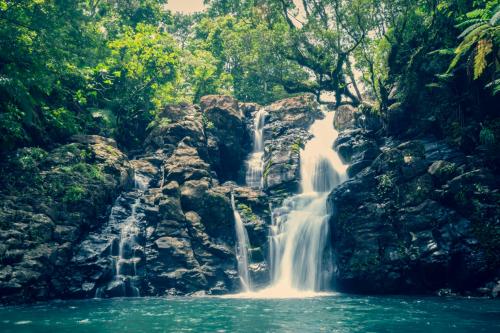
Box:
[245,108,267,189]
[228,108,267,292]
[95,170,150,298]
[231,193,252,291]
[240,107,347,298]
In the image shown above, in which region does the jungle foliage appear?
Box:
[0,0,498,152]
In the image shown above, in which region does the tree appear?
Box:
[90,23,180,147]
[0,0,98,151]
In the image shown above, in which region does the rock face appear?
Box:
[200,95,251,182]
[141,100,250,295]
[261,94,321,202]
[328,114,500,295]
[1,93,496,304]
[65,100,250,298]
[0,136,132,303]
[224,183,270,288]
[0,94,323,304]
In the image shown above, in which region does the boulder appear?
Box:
[385,102,409,136]
[333,105,357,130]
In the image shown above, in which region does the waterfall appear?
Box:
[237,107,347,298]
[95,171,150,298]
[231,192,252,292]
[268,109,347,296]
[228,108,267,293]
[245,108,267,189]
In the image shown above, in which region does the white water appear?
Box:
[231,193,252,291]
[231,108,267,291]
[238,108,348,298]
[96,171,150,298]
[114,196,141,296]
[245,108,267,189]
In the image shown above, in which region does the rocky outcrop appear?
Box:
[63,99,250,298]
[0,136,132,304]
[261,94,321,202]
[200,95,251,182]
[223,183,270,288]
[142,101,244,295]
[0,94,257,303]
[328,113,500,296]
[4,92,494,303]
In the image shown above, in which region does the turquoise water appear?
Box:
[0,295,499,332]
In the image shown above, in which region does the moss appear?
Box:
[103,144,120,157]
[290,138,303,154]
[63,185,86,203]
[201,114,214,130]
[237,203,258,222]
[377,172,395,196]
[263,159,274,182]
[60,163,105,181]
[15,147,48,170]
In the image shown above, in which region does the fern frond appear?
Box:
[491,10,500,25]
[474,39,493,79]
[466,9,487,19]
[428,48,454,56]
[455,39,475,56]
[460,23,489,41]
[436,73,453,80]
[447,39,474,73]
[493,85,500,95]
[485,79,500,94]
[456,18,486,29]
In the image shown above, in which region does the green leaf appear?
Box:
[491,10,500,25]
[428,48,454,56]
[458,22,486,40]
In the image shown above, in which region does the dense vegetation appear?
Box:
[0,0,498,152]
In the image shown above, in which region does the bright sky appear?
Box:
[165,0,206,14]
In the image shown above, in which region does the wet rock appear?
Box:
[333,105,357,130]
[347,160,372,177]
[0,136,132,304]
[201,95,250,181]
[261,95,320,201]
[328,130,499,295]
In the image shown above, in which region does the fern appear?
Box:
[491,9,500,25]
[474,39,493,79]
[457,21,486,39]
[455,18,485,28]
[485,79,500,95]
[446,4,499,89]
[480,127,495,145]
